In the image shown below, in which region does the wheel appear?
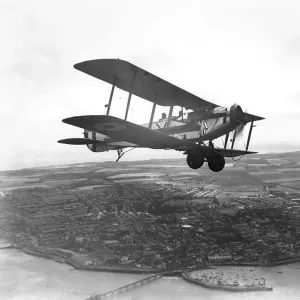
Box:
[186,154,204,169]
[207,155,225,172]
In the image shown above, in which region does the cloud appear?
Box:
[9,45,61,91]
[284,36,300,60]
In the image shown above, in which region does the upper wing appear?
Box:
[62,115,196,150]
[244,112,265,123]
[74,59,218,110]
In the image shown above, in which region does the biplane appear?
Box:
[58,59,264,172]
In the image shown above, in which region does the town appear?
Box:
[1,151,300,277]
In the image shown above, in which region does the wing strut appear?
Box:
[106,77,116,115]
[166,105,174,128]
[231,130,237,149]
[124,68,137,121]
[125,93,132,120]
[246,119,255,151]
[149,103,156,129]
[224,133,229,149]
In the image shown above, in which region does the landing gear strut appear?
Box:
[116,148,125,162]
[186,154,204,169]
[116,147,135,162]
[207,154,225,172]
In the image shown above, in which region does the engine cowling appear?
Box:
[188,104,245,126]
[187,107,227,121]
[229,104,245,127]
[186,104,246,141]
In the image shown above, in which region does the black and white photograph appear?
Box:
[1,0,300,299]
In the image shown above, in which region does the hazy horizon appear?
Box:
[1,148,300,172]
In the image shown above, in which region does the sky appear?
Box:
[1,0,300,170]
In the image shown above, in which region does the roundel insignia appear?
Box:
[96,122,127,132]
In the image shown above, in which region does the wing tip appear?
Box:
[73,59,125,71]
[62,116,89,126]
[57,138,102,145]
[74,62,85,71]
[57,139,71,144]
[245,113,265,122]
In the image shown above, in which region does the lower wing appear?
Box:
[58,138,138,148]
[62,115,196,150]
[60,115,257,158]
[213,148,257,157]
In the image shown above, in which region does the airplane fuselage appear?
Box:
[84,114,237,153]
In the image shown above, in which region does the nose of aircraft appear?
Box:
[236,105,246,125]
[230,104,246,127]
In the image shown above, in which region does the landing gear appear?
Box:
[207,155,225,172]
[116,147,135,162]
[116,148,125,162]
[186,154,204,169]
[185,150,225,172]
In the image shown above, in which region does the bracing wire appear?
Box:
[232,155,245,162]
[123,147,135,155]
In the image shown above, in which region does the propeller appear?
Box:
[235,107,248,139]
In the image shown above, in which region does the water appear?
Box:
[119,266,300,300]
[0,249,146,300]
[1,249,300,300]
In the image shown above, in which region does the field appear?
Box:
[1,150,300,197]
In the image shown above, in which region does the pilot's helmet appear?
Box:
[161,112,167,119]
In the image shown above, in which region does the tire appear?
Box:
[186,154,204,169]
[207,155,225,172]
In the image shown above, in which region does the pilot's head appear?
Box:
[161,112,167,119]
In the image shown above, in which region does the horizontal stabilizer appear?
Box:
[57,138,104,145]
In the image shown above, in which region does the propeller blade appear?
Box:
[235,106,248,139]
[235,124,244,138]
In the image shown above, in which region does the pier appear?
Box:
[86,273,162,299]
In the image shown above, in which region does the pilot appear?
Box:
[160,112,167,120]
[171,110,184,121]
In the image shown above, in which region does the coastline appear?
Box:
[4,245,300,295]
[21,246,161,274]
[7,242,300,277]
[1,247,300,300]
[209,256,300,267]
[17,244,300,273]
[181,258,300,293]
